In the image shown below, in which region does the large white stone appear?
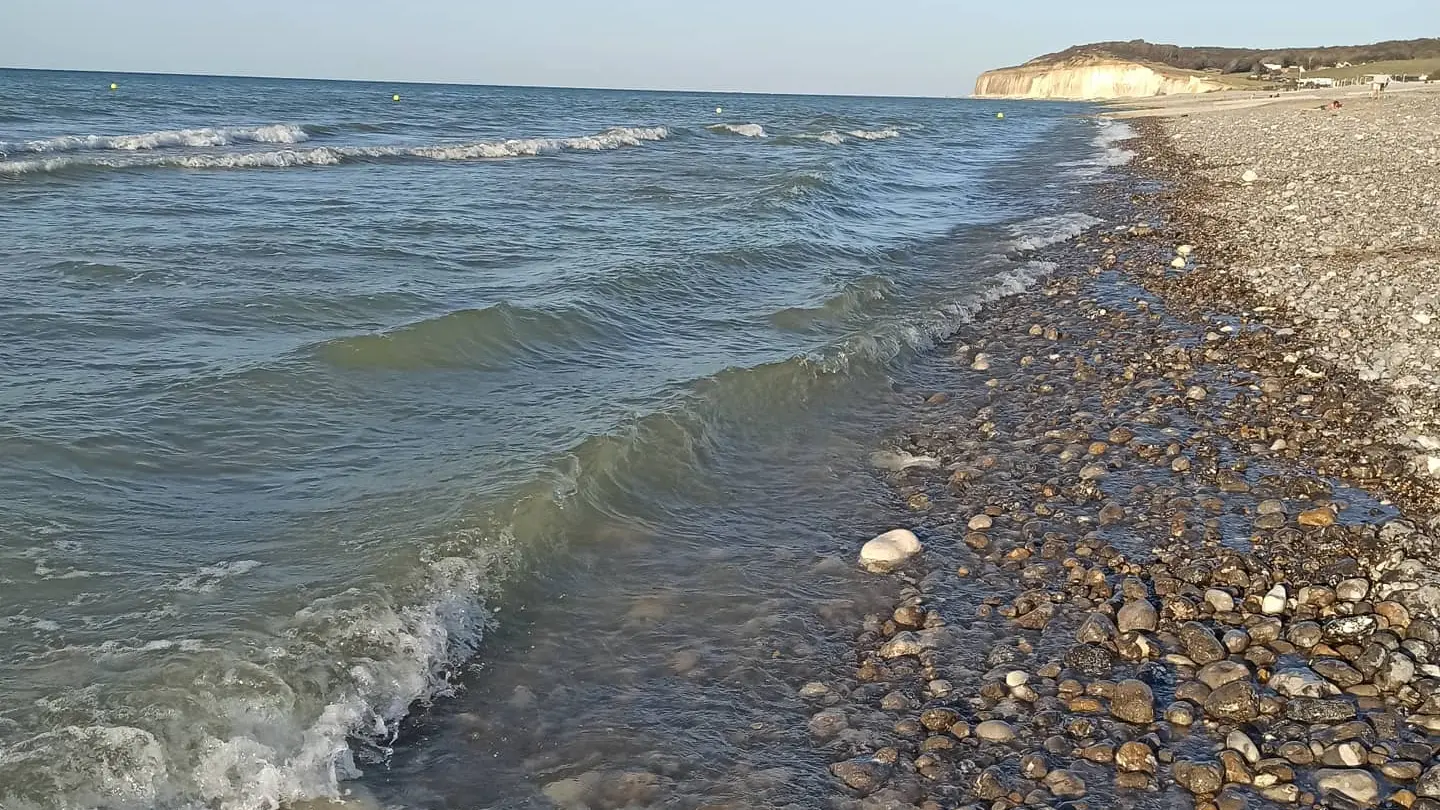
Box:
[1261,584,1288,615]
[1226,730,1260,764]
[859,529,922,573]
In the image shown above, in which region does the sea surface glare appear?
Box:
[0,70,1131,809]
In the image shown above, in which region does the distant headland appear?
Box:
[974,38,1440,100]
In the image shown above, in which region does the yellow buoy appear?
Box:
[715,106,723,114]
[996,112,1004,119]
[110,83,118,91]
[393,94,401,102]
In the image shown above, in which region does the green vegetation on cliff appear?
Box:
[1028,38,1440,75]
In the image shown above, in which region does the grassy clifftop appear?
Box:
[1019,38,1440,76]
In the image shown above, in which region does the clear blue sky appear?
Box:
[4,0,1435,96]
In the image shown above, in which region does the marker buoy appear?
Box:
[110,83,118,91]
[996,112,1004,119]
[393,94,401,102]
[715,107,723,114]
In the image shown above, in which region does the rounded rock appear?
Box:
[1109,679,1156,725]
[1118,600,1158,633]
[975,720,1017,743]
[1315,769,1379,807]
[859,529,922,573]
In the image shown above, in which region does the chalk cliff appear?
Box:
[974,57,1227,100]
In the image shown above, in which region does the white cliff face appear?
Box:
[974,61,1226,100]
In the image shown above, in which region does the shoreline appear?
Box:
[812,97,1440,808]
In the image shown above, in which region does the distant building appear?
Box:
[1262,62,1283,72]
[1298,77,1335,88]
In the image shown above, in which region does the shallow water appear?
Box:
[0,69,1130,809]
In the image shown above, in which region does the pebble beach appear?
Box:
[810,89,1440,810]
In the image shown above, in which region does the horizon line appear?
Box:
[0,65,974,101]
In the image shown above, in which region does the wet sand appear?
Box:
[810,108,1440,809]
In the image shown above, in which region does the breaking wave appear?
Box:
[707,123,767,138]
[0,124,310,154]
[1062,118,1136,178]
[0,127,671,176]
[847,128,901,141]
[1007,212,1104,252]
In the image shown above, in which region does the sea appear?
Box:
[0,69,1134,810]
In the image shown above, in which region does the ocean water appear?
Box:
[0,70,1131,809]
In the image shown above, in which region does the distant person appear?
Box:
[1371,74,1391,98]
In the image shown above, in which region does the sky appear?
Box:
[3,0,1436,96]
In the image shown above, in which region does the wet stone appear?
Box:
[809,709,849,739]
[1417,765,1440,799]
[1226,730,1260,764]
[919,708,958,731]
[1014,600,1056,630]
[1262,584,1288,615]
[1299,507,1337,528]
[1020,753,1049,780]
[1315,769,1380,807]
[879,691,910,711]
[974,766,1007,800]
[1118,600,1158,633]
[1198,660,1250,690]
[1077,613,1118,645]
[1166,701,1196,726]
[1174,761,1224,796]
[1320,741,1367,767]
[1326,615,1379,644]
[1337,578,1371,602]
[1313,658,1365,688]
[1109,679,1156,725]
[1219,750,1253,785]
[1222,629,1250,653]
[1043,770,1087,799]
[920,735,954,753]
[1384,761,1425,781]
[878,632,923,659]
[1285,698,1357,723]
[1205,679,1260,723]
[831,755,894,795]
[1064,643,1114,677]
[1287,621,1323,649]
[975,720,1016,743]
[1175,681,1212,704]
[1205,589,1237,613]
[1180,621,1227,665]
[1277,741,1314,765]
[1269,666,1337,698]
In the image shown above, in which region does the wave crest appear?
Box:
[707,123,767,138]
[0,124,310,154]
[1008,212,1104,252]
[312,303,611,371]
[0,127,670,176]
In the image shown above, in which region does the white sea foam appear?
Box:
[807,128,898,146]
[1,542,511,810]
[0,127,671,176]
[847,127,900,140]
[707,123,767,138]
[1007,212,1105,252]
[0,124,310,154]
[824,260,1060,373]
[1062,118,1137,178]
